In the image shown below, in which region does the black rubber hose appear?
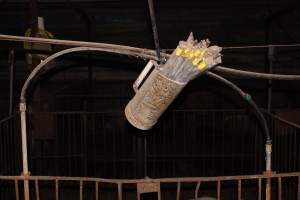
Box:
[214,66,300,80]
[206,71,271,143]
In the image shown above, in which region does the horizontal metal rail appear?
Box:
[1,172,300,200]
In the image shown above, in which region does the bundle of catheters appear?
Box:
[159,33,222,83]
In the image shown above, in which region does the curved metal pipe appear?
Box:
[214,66,300,80]
[206,72,272,172]
[206,72,271,142]
[18,48,274,193]
[20,47,158,100]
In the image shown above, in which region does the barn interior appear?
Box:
[0,0,300,199]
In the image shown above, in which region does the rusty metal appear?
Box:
[118,183,122,200]
[19,102,30,200]
[95,182,99,200]
[238,180,242,200]
[265,144,272,172]
[137,181,161,200]
[125,68,186,130]
[0,172,300,199]
[14,180,19,200]
[176,182,181,200]
[278,177,282,200]
[217,180,221,200]
[80,180,83,200]
[35,179,40,200]
[56,179,59,200]
[258,178,262,200]
[264,172,272,200]
[298,176,300,200]
[195,181,201,200]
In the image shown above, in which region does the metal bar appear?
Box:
[147,0,161,62]
[267,47,274,112]
[55,179,59,200]
[0,34,161,59]
[19,102,30,200]
[118,183,122,200]
[217,180,221,200]
[258,178,262,200]
[176,182,181,200]
[238,180,242,200]
[298,176,300,200]
[80,180,83,200]
[278,177,282,200]
[195,181,200,200]
[8,50,16,115]
[158,187,161,200]
[2,172,300,183]
[14,179,19,200]
[266,177,271,200]
[35,180,40,200]
[95,181,99,200]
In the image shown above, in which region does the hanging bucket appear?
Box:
[125,60,186,130]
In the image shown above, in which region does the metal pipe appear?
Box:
[2,34,300,80]
[206,72,271,142]
[1,172,300,183]
[147,0,161,62]
[214,66,300,80]
[265,143,272,172]
[20,47,157,99]
[19,101,30,200]
[0,34,165,59]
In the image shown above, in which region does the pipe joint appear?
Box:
[19,102,27,112]
[265,143,272,171]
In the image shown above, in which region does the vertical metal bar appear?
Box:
[9,49,15,115]
[95,181,99,200]
[266,177,271,200]
[176,182,181,200]
[297,176,300,200]
[158,188,161,200]
[19,102,30,200]
[278,177,282,200]
[14,179,19,200]
[80,180,83,200]
[147,0,161,62]
[35,179,40,200]
[217,180,221,200]
[238,180,242,200]
[117,183,122,200]
[267,47,274,112]
[82,112,88,176]
[258,178,262,200]
[55,179,59,200]
[194,181,200,200]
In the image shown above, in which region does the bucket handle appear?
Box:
[133,60,157,92]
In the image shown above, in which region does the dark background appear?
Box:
[0,1,300,199]
[0,0,300,178]
[0,0,299,116]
